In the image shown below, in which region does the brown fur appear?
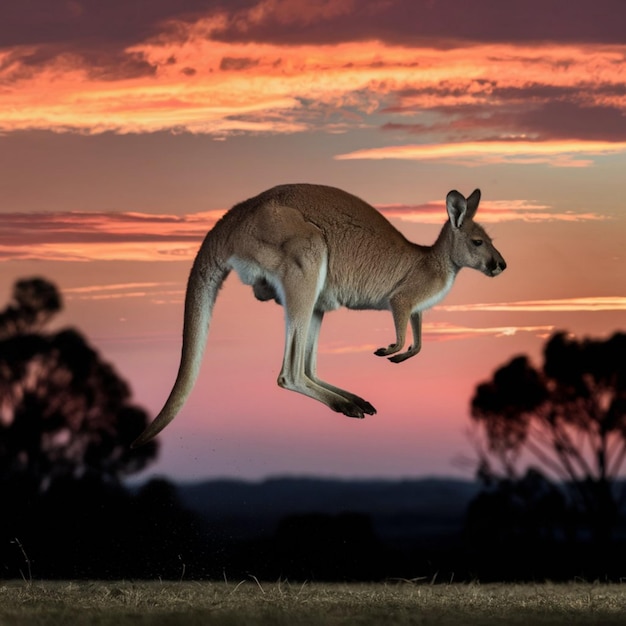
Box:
[132,184,506,447]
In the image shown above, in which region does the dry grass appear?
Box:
[0,580,625,625]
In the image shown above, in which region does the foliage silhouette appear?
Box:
[467,330,626,577]
[0,277,62,339]
[0,278,158,491]
[4,283,623,581]
[273,512,386,580]
[0,277,207,579]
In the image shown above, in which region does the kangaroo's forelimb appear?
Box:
[387,311,423,364]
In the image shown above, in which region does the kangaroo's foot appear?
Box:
[309,377,377,417]
[374,343,402,357]
[279,375,376,418]
[330,395,377,418]
[388,346,421,363]
[328,396,376,419]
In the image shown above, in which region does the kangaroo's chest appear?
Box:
[412,273,455,312]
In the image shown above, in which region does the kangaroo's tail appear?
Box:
[131,241,229,448]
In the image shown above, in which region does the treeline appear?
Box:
[1,277,625,581]
[4,473,626,581]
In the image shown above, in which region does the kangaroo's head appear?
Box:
[446,189,506,277]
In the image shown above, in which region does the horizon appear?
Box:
[1,0,625,483]
[127,472,481,487]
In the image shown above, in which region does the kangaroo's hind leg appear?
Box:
[275,234,371,418]
[304,309,376,416]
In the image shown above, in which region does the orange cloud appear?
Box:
[335,140,626,167]
[439,297,626,313]
[64,282,184,303]
[2,22,626,142]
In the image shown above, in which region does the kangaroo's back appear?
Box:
[251,183,406,241]
[235,184,416,301]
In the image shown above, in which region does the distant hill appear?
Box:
[175,476,480,544]
[131,477,626,581]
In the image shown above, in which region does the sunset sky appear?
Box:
[1,0,625,482]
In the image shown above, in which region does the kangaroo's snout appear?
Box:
[488,257,507,276]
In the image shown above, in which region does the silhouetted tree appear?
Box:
[469,331,626,547]
[0,277,174,578]
[0,277,62,339]
[0,277,157,493]
[273,512,385,580]
[464,468,570,580]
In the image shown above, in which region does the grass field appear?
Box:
[0,580,625,625]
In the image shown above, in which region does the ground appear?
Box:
[0,580,625,625]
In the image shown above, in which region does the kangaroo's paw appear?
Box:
[374,343,401,357]
[330,397,377,419]
[388,348,420,364]
[310,377,377,417]
[351,396,377,415]
[339,391,377,416]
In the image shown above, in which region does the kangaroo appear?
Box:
[132,184,506,447]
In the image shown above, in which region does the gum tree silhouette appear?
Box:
[469,331,626,556]
[0,277,190,578]
[0,277,157,492]
[0,277,62,339]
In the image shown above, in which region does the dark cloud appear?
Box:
[82,50,159,80]
[514,101,626,142]
[3,0,624,56]
[209,0,626,46]
[0,1,246,48]
[219,56,260,71]
[382,85,626,142]
[0,38,159,84]
[0,211,207,246]
[0,1,254,81]
[494,82,626,103]
[2,1,625,94]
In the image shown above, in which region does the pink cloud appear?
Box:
[64,282,184,303]
[0,210,224,261]
[320,322,555,353]
[335,140,626,168]
[0,194,609,263]
[377,200,608,224]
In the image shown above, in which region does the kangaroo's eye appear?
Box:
[472,239,483,247]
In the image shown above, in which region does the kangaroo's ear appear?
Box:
[446,190,467,229]
[465,189,481,220]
